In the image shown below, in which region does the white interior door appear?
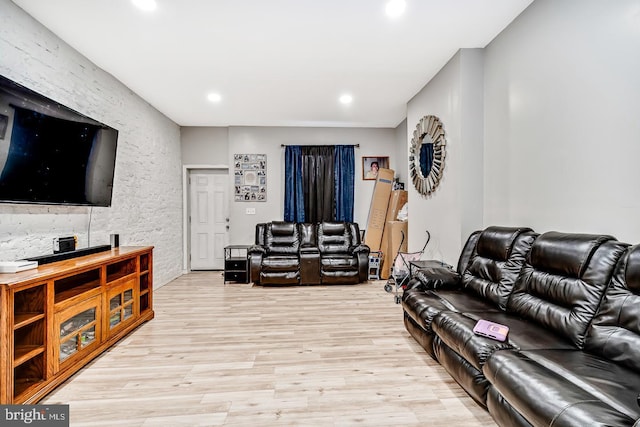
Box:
[189,169,229,270]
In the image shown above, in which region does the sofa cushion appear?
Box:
[476,226,532,262]
[585,244,640,373]
[431,311,516,372]
[528,231,615,278]
[433,335,493,406]
[402,289,500,331]
[265,222,300,255]
[317,222,352,254]
[462,227,537,310]
[261,255,300,272]
[462,311,577,351]
[320,254,357,271]
[402,290,454,331]
[484,350,639,426]
[524,349,640,419]
[507,232,628,349]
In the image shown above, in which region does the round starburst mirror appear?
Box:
[409,115,446,196]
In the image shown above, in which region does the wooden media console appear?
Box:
[0,246,154,403]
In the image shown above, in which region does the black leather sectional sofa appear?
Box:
[249,221,370,285]
[403,226,640,426]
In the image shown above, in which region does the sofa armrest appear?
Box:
[350,244,370,282]
[300,246,319,254]
[248,246,266,283]
[248,245,267,255]
[407,266,461,291]
[300,246,321,284]
[351,244,370,254]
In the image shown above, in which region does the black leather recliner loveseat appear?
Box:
[249,221,370,285]
[403,226,640,426]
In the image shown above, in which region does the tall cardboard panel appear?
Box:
[364,168,395,252]
[380,191,408,278]
[383,221,408,279]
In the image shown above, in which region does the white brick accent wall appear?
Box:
[0,0,183,287]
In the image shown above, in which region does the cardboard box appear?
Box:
[380,190,408,278]
[364,168,395,252]
[382,220,408,279]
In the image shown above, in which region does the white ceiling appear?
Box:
[11,0,533,128]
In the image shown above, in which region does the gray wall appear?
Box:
[228,126,400,245]
[394,119,408,187]
[181,127,229,165]
[180,125,401,246]
[406,49,484,263]
[483,0,640,242]
[404,0,640,265]
[0,0,184,287]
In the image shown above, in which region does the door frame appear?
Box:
[182,164,229,273]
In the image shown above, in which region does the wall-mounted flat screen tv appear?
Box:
[0,74,118,207]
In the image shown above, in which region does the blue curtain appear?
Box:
[284,145,355,222]
[284,145,305,222]
[334,145,354,222]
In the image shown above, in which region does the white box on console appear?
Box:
[0,260,38,274]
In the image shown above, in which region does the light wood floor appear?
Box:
[43,272,497,427]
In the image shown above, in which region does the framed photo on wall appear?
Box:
[233,154,267,201]
[362,156,389,180]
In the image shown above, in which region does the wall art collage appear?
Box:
[234,154,267,202]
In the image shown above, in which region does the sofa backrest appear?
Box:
[255,223,267,246]
[457,230,482,275]
[348,223,362,247]
[317,222,352,254]
[585,244,640,372]
[507,231,628,349]
[299,223,317,248]
[264,221,300,255]
[462,226,538,310]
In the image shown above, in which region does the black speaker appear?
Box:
[110,234,120,248]
[54,236,76,254]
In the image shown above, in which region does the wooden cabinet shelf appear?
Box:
[14,353,45,399]
[138,252,152,314]
[0,246,154,404]
[14,313,46,330]
[54,281,101,307]
[54,269,101,306]
[106,258,136,283]
[14,346,45,367]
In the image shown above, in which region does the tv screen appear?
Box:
[0,74,118,207]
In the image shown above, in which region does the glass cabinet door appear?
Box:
[59,307,96,362]
[54,295,102,371]
[108,282,136,332]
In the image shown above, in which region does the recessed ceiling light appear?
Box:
[339,94,353,105]
[386,0,406,18]
[207,93,222,103]
[132,0,157,12]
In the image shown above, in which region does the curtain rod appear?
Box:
[281,144,359,148]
